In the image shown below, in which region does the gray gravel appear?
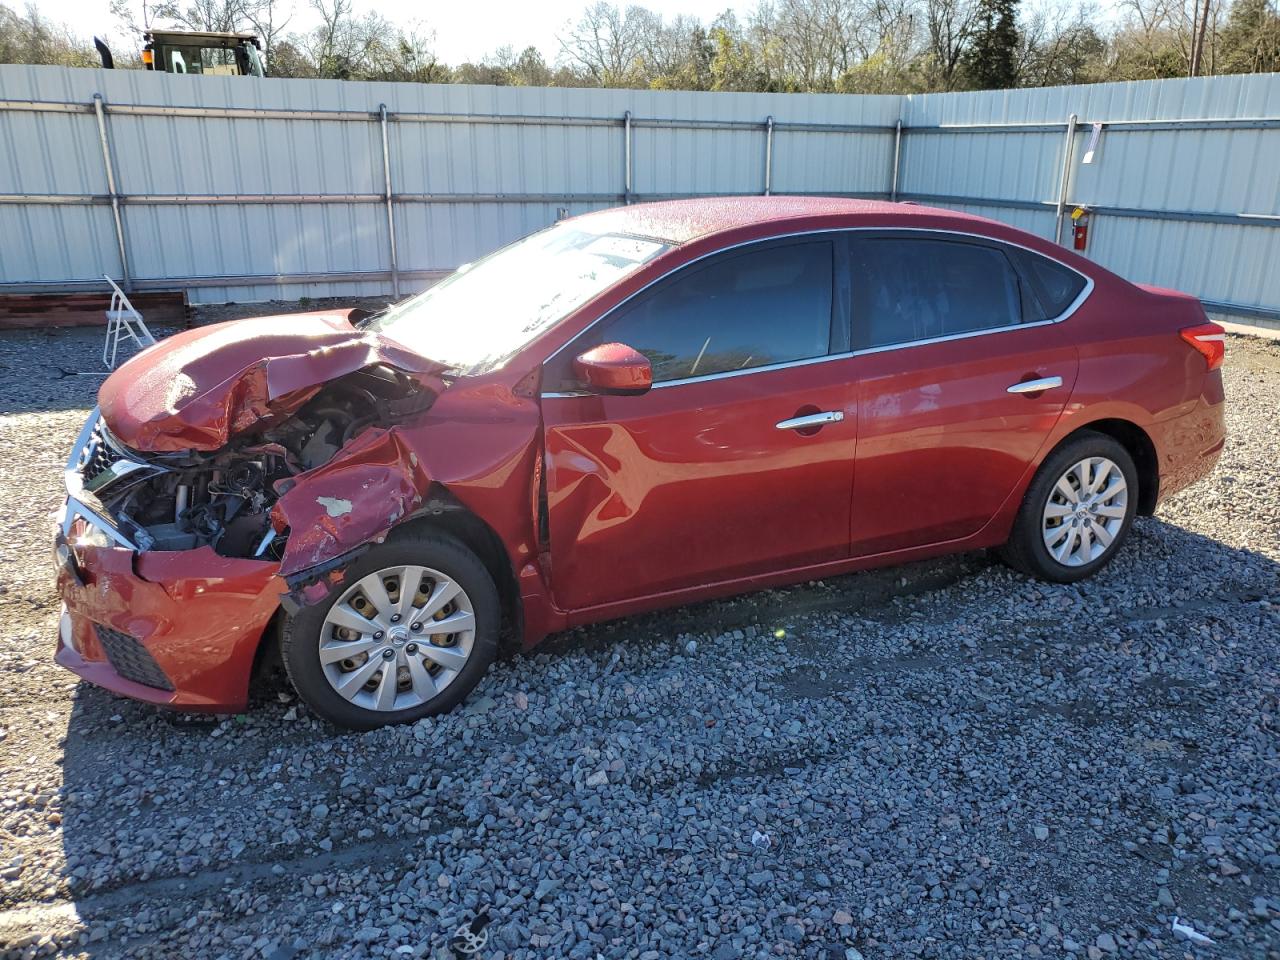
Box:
[0,315,1277,960]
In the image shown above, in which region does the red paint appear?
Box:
[57,528,282,710]
[543,359,858,609]
[848,326,1080,555]
[572,342,653,395]
[57,198,1226,713]
[271,425,434,578]
[1072,210,1090,250]
[99,310,445,452]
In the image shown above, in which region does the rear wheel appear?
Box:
[282,532,499,730]
[999,432,1138,583]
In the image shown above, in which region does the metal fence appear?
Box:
[897,74,1280,328]
[0,64,1277,327]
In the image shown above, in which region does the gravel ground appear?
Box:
[0,313,1277,960]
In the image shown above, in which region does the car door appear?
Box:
[845,231,1084,556]
[540,237,858,611]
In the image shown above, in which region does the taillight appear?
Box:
[1180,322,1225,371]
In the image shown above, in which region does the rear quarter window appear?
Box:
[1019,251,1088,319]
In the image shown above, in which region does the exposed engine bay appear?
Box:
[73,365,435,562]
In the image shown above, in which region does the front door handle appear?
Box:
[776,410,844,431]
[1007,375,1063,395]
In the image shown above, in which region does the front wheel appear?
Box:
[282,531,499,730]
[998,432,1139,583]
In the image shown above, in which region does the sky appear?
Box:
[46,0,752,65]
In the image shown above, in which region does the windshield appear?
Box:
[368,225,670,375]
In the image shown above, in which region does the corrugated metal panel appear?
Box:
[899,74,1280,323]
[0,65,901,302]
[0,64,1276,324]
[0,203,120,281]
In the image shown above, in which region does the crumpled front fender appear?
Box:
[271,426,431,582]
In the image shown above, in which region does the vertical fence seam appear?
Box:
[92,93,130,288]
[891,120,902,201]
[1053,113,1079,245]
[623,111,633,204]
[379,103,399,298]
[764,116,774,196]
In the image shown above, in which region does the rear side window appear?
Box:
[1019,250,1088,319]
[849,236,1024,349]
[559,239,834,386]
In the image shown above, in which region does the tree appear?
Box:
[5,0,1280,90]
[558,2,646,86]
[631,11,712,88]
[264,37,313,77]
[1017,5,1107,87]
[706,12,781,90]
[1219,0,1280,71]
[369,24,449,83]
[965,0,1020,87]
[923,0,980,89]
[510,46,557,85]
[1114,0,1227,78]
[240,0,291,68]
[150,0,244,32]
[0,3,97,66]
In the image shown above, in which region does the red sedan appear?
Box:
[54,198,1226,729]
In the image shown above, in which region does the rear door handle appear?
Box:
[1007,376,1063,394]
[776,411,844,430]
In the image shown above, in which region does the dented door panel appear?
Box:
[543,362,858,611]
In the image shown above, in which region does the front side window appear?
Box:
[556,239,834,387]
[849,236,1024,349]
[368,225,669,376]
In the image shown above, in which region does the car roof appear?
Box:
[572,196,1003,246]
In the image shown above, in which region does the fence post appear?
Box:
[623,110,633,204]
[891,119,902,201]
[764,115,775,196]
[1053,113,1078,246]
[92,93,130,289]
[378,104,400,298]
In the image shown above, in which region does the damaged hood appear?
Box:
[99,311,448,452]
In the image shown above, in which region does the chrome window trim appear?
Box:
[540,225,1094,397]
[542,350,856,398]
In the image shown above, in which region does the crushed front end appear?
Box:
[53,313,448,710]
[55,410,286,709]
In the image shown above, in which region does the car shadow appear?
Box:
[45,515,1279,956]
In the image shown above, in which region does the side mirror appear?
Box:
[573,342,652,396]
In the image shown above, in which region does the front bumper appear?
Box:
[55,519,283,712]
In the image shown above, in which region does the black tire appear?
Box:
[282,531,499,730]
[998,431,1139,584]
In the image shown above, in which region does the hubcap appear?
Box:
[1042,456,1128,567]
[319,564,476,712]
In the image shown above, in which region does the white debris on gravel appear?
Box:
[0,320,1277,960]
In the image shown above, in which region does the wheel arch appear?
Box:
[253,485,525,690]
[390,486,523,650]
[1053,418,1159,515]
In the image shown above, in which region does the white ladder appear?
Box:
[102,275,156,369]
